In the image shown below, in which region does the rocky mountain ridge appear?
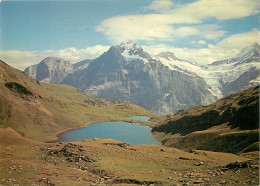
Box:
[64,42,216,114]
[24,42,260,114]
[24,57,91,83]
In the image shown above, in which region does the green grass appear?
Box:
[241,142,259,153]
[198,131,259,153]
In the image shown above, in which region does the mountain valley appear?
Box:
[0,60,151,142]
[0,59,258,185]
[2,0,259,185]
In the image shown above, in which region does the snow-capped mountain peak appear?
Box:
[116,40,152,63]
[206,42,260,97]
[210,43,260,66]
[118,40,141,51]
[154,50,205,77]
[24,42,259,115]
[156,52,178,60]
[233,42,260,61]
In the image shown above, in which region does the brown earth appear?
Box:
[0,128,259,185]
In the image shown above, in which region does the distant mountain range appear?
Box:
[24,41,260,114]
[24,57,91,84]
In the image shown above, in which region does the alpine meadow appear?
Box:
[0,0,259,185]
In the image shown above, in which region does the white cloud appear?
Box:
[191,40,207,46]
[194,24,226,40]
[0,50,42,70]
[96,0,258,43]
[0,45,109,70]
[175,26,199,37]
[144,44,239,65]
[217,29,259,50]
[174,25,224,40]
[144,29,259,64]
[172,0,259,22]
[96,16,225,43]
[198,40,207,45]
[148,0,174,12]
[1,29,259,70]
[96,14,175,43]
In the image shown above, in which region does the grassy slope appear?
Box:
[0,60,151,142]
[1,128,258,185]
[152,86,259,153]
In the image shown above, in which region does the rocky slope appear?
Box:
[25,41,260,114]
[208,43,260,97]
[151,86,259,153]
[24,57,91,83]
[62,41,216,114]
[154,43,260,99]
[0,59,151,142]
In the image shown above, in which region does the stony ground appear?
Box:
[0,128,259,185]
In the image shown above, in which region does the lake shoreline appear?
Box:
[46,119,118,143]
[46,115,160,144]
[47,116,161,145]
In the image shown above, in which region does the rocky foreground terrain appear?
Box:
[0,128,258,185]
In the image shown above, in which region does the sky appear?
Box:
[0,0,259,69]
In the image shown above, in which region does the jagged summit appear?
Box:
[234,42,260,61]
[206,43,260,97]
[42,57,67,62]
[156,52,178,60]
[117,40,142,51]
[116,40,152,62]
[210,42,260,66]
[107,46,124,55]
[39,57,72,68]
[24,57,74,84]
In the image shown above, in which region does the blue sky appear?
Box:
[0,0,152,50]
[0,0,259,69]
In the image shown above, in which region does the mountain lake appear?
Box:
[58,116,161,145]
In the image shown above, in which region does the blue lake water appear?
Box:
[58,121,161,145]
[125,116,150,122]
